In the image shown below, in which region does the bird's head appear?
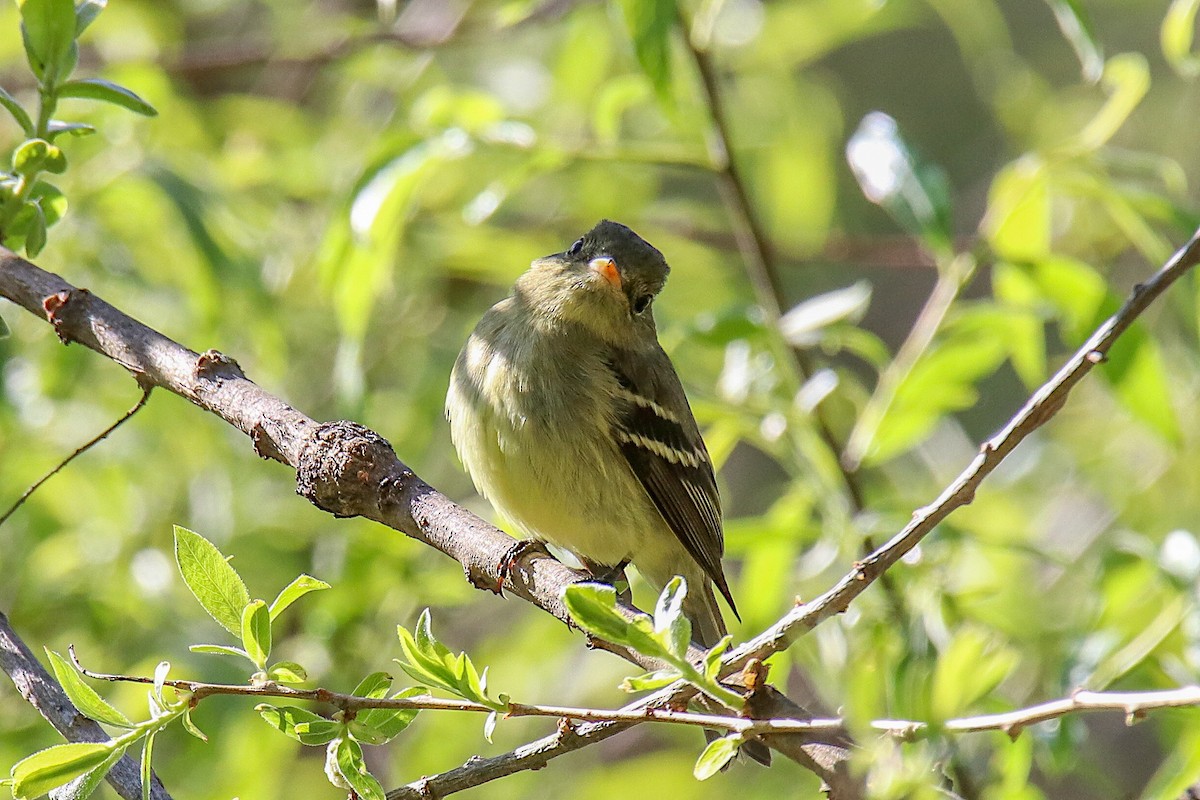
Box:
[516,220,670,343]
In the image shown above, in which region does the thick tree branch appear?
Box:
[0,613,172,800]
[0,251,852,791]
[390,226,1200,796]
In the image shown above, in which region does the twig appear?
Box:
[679,9,866,511]
[722,227,1200,670]
[0,385,152,528]
[389,226,1200,796]
[75,654,1200,740]
[841,252,977,470]
[0,251,851,789]
[0,613,172,800]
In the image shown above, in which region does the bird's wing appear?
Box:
[606,347,737,617]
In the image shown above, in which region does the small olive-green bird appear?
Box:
[446,220,738,646]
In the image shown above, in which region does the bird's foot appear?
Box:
[580,557,632,604]
[496,538,552,594]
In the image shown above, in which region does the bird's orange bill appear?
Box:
[589,257,621,289]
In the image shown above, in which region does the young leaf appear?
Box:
[173,525,250,637]
[9,742,113,800]
[351,671,392,699]
[1047,0,1103,82]
[24,202,46,257]
[140,732,155,800]
[181,708,208,742]
[56,78,157,116]
[266,661,308,684]
[17,0,76,82]
[693,733,743,779]
[13,138,51,173]
[268,574,330,621]
[240,600,271,668]
[483,710,499,743]
[561,583,664,657]
[614,0,675,106]
[256,704,340,746]
[52,744,127,800]
[74,0,106,36]
[1163,0,1200,76]
[188,643,251,659]
[653,576,692,658]
[333,737,385,800]
[846,111,952,256]
[621,669,682,693]
[357,686,424,741]
[45,120,94,139]
[30,180,66,226]
[396,610,503,710]
[44,648,132,728]
[0,86,34,136]
[151,661,170,711]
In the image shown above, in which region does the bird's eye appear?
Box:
[567,238,584,256]
[632,294,653,315]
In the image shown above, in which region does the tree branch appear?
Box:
[0,613,172,800]
[0,251,852,790]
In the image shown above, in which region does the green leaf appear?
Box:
[0,314,9,338]
[561,583,664,657]
[240,600,271,668]
[613,0,675,106]
[930,628,1018,720]
[620,669,681,692]
[1110,334,1180,443]
[693,733,742,779]
[53,744,127,800]
[0,86,34,136]
[45,120,94,139]
[18,0,77,82]
[139,732,155,800]
[10,742,113,799]
[653,576,691,659]
[173,525,250,637]
[983,157,1050,262]
[181,708,208,742]
[1163,0,1200,76]
[189,643,251,659]
[266,661,308,684]
[268,574,330,621]
[1047,0,1103,82]
[13,138,51,173]
[256,704,340,746]
[779,281,872,346]
[395,610,503,710]
[846,112,952,255]
[1074,53,1149,152]
[24,202,46,257]
[351,671,392,699]
[333,737,385,800]
[30,180,66,226]
[44,648,133,729]
[56,78,157,116]
[357,686,424,742]
[74,0,106,36]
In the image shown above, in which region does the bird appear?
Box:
[445,219,738,648]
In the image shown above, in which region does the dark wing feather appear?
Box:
[606,349,738,618]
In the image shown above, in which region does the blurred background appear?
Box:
[2,0,1200,797]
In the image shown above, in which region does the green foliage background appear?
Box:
[3,0,1200,797]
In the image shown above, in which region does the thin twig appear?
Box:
[0,385,152,527]
[72,650,1200,741]
[842,252,977,470]
[393,226,1200,797]
[0,614,172,800]
[678,9,866,511]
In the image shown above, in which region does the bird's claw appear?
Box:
[496,539,551,594]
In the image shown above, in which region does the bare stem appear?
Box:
[0,385,152,527]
